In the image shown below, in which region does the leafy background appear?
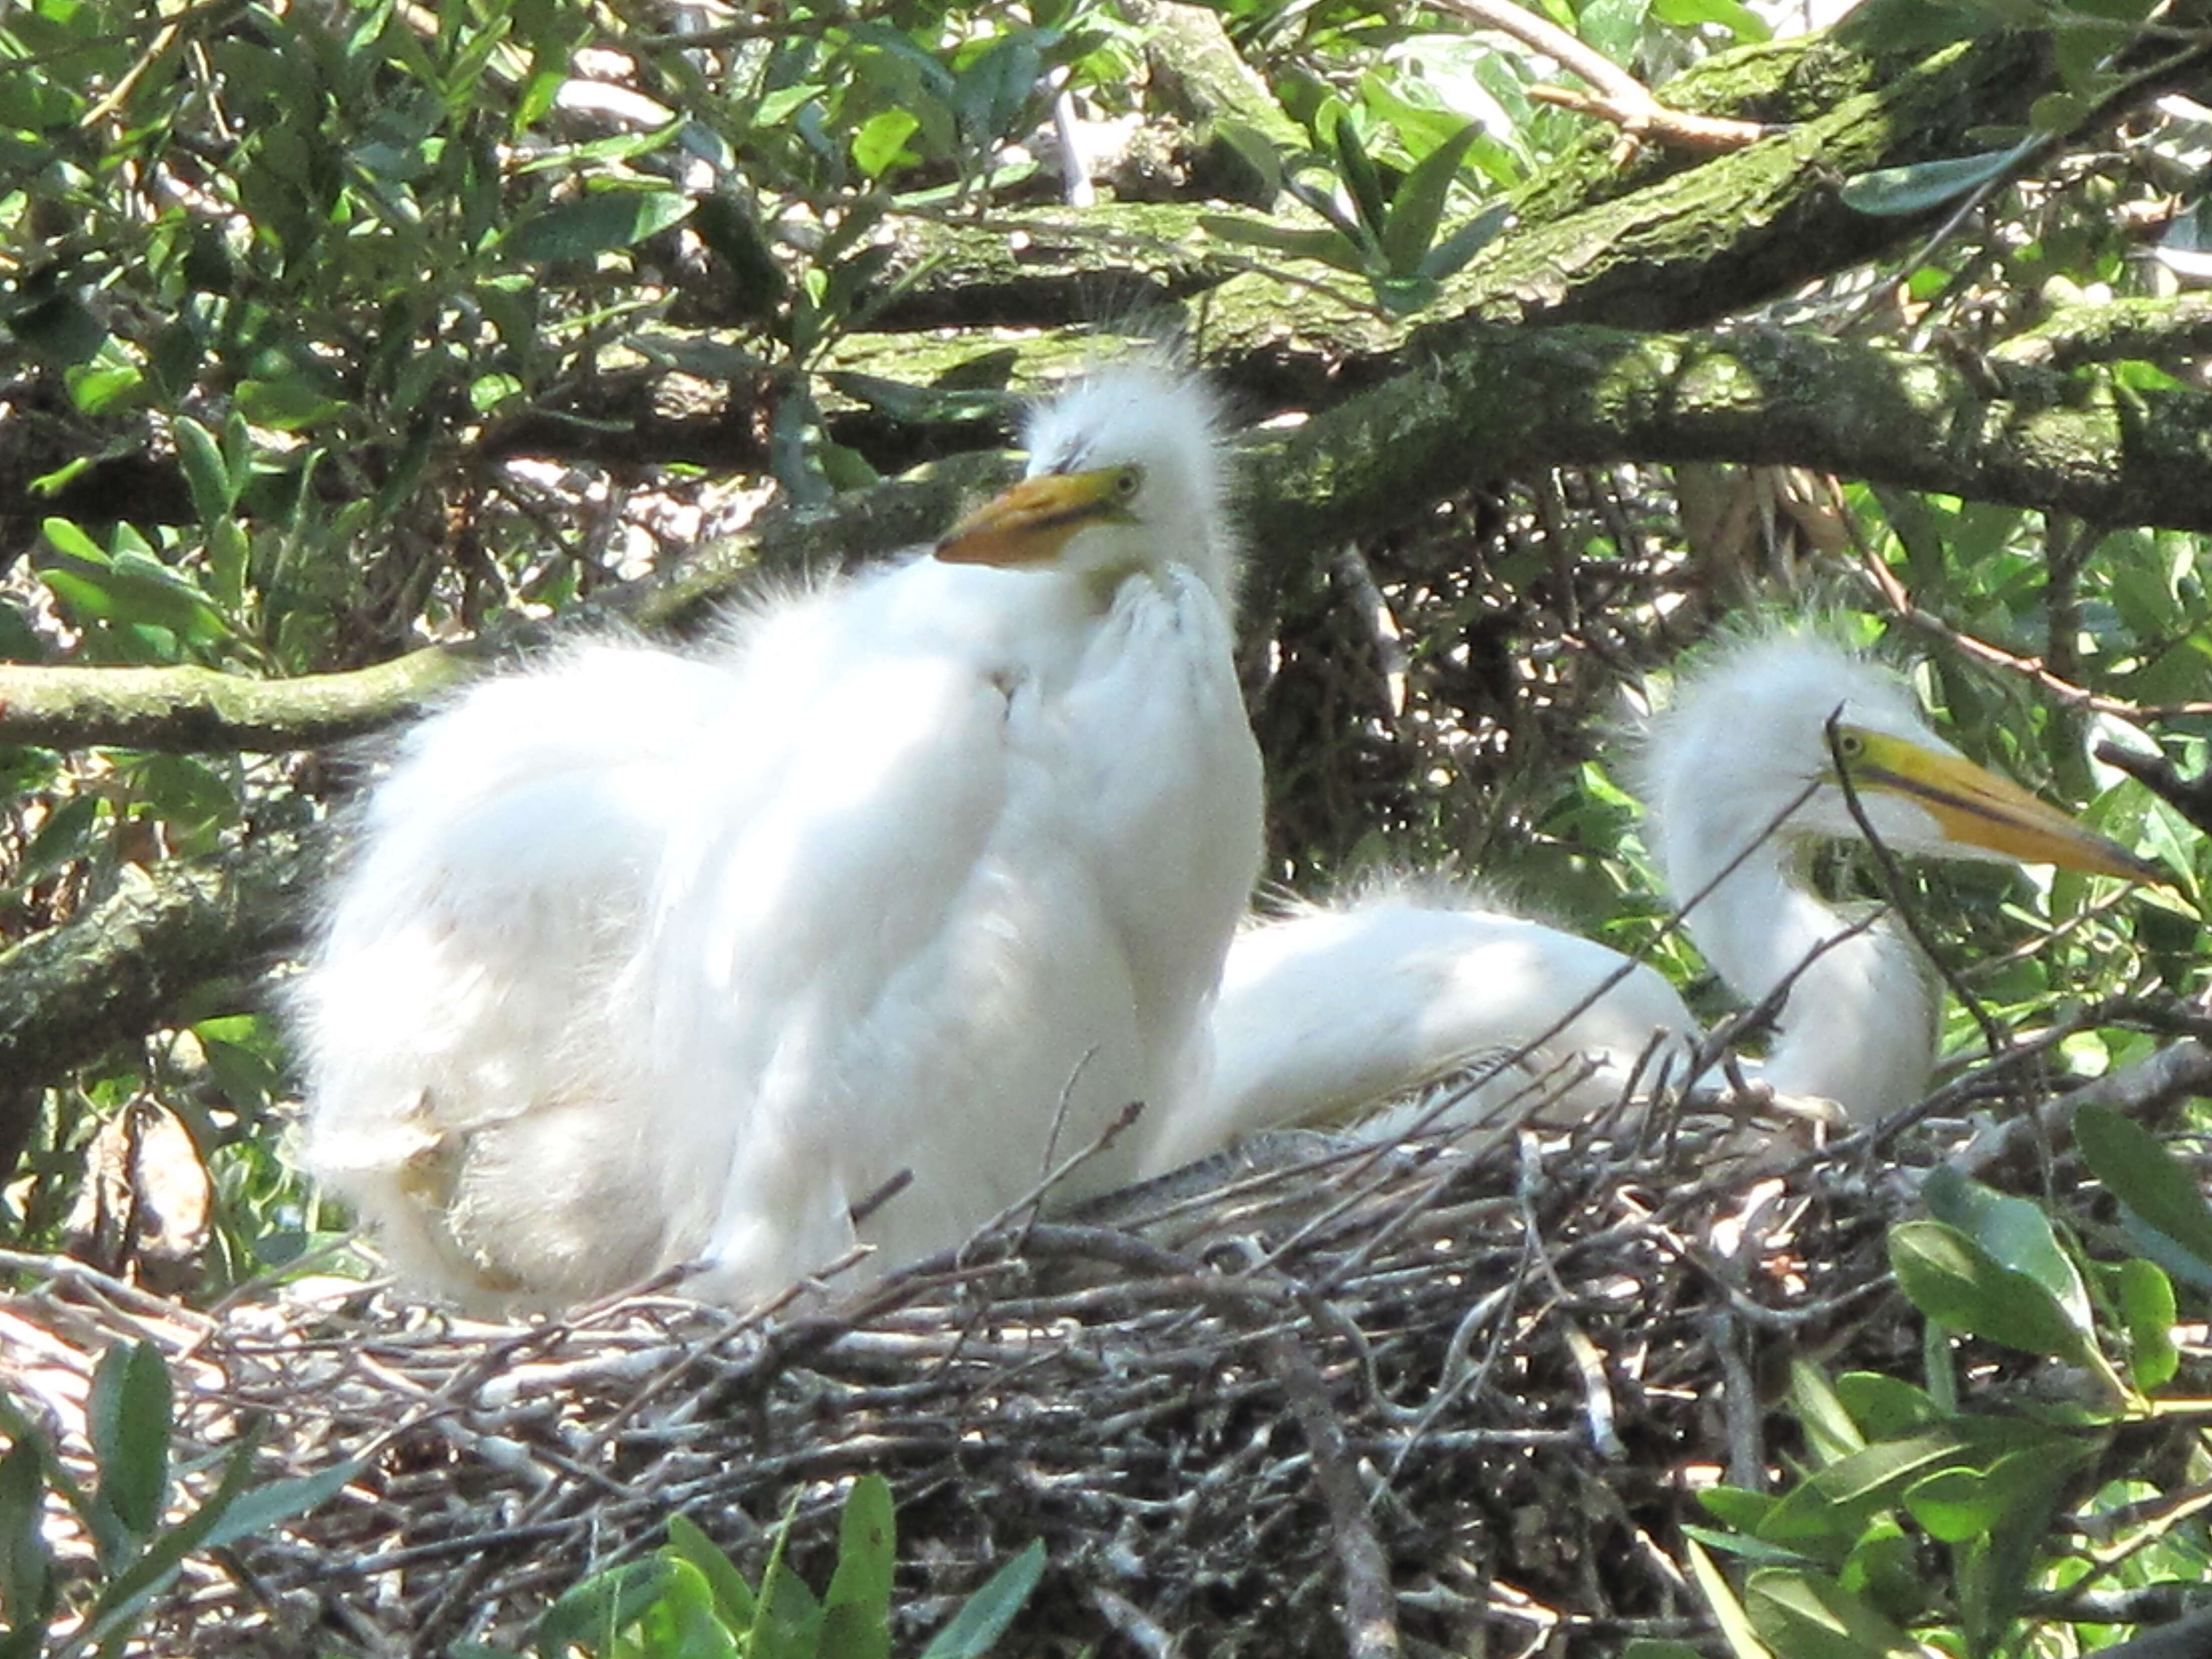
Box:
[2,0,2210,1652]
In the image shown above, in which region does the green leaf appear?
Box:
[1901,1440,2088,1544]
[1921,1165,2093,1334]
[1837,140,2036,216]
[1378,121,1479,278]
[1833,1373,1939,1441]
[2115,1257,2179,1391]
[637,1558,741,1658]
[197,1456,363,1551]
[1199,213,1365,273]
[664,1513,756,1633]
[852,108,922,179]
[41,517,109,567]
[1698,1486,1781,1532]
[88,1341,172,1544]
[508,187,695,262]
[172,416,235,524]
[1838,1517,1924,1626]
[67,362,144,417]
[1419,201,1512,280]
[1745,1567,1918,1659]
[821,1476,896,1659]
[1684,1536,1774,1659]
[1788,1360,1865,1465]
[751,1493,824,1659]
[1650,0,1771,37]
[2075,1104,2212,1267]
[0,1441,55,1648]
[104,551,230,644]
[1757,1420,2051,1549]
[235,376,349,432]
[534,1559,672,1657]
[74,1422,288,1649]
[917,1538,1045,1659]
[1888,1220,2092,1361]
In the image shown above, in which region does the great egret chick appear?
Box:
[1156,622,2155,1156]
[298,364,1263,1312]
[1638,624,2157,1125]
[1141,883,1702,1173]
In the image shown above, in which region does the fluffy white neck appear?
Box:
[1667,822,1938,1127]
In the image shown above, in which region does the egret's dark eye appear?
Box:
[1836,730,1866,760]
[1113,465,1144,499]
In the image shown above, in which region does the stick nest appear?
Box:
[4,1077,1969,1659]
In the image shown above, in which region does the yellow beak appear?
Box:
[1849,728,2163,882]
[934,467,1136,568]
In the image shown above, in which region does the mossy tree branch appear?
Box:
[0,837,315,1090]
[8,322,2209,755]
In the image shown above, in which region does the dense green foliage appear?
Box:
[2,0,2210,1652]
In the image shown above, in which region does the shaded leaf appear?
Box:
[821,1474,895,1659]
[918,1538,1045,1659]
[1378,121,1480,278]
[172,417,235,525]
[0,1441,55,1647]
[87,1341,171,1543]
[2076,1104,2212,1267]
[2115,1257,2179,1391]
[534,1559,671,1657]
[1838,140,2036,216]
[509,187,694,261]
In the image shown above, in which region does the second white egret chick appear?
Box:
[298,363,1264,1312]
[1637,623,2158,1126]
[1141,882,1702,1174]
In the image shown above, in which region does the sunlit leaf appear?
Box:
[1889,1220,2093,1361]
[1746,1567,1918,1659]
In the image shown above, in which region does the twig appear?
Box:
[1947,1038,2212,1180]
[1426,0,1767,157]
[1822,705,2009,1060]
[2098,740,2212,838]
[1263,1332,1404,1659]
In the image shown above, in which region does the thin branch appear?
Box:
[2097,740,2212,838]
[1263,1332,1404,1659]
[1822,707,2009,1060]
[1948,1038,2212,1180]
[1854,549,2212,722]
[1427,0,1766,155]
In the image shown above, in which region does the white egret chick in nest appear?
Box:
[1635,623,2158,1126]
[296,364,1263,1312]
[1141,882,1703,1173]
[1160,621,2156,1155]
